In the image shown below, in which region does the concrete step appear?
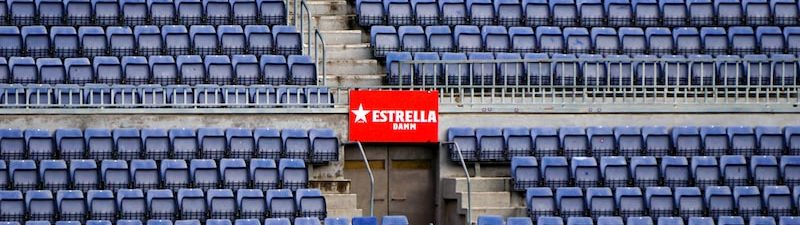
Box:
[325,74,384,86]
[326,59,383,75]
[442,177,512,199]
[307,1,354,15]
[326,44,373,60]
[323,193,359,209]
[328,208,364,218]
[312,15,356,30]
[310,179,351,194]
[460,207,528,222]
[456,192,511,209]
[320,30,367,45]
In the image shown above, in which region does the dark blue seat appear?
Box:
[253,128,281,159]
[618,27,645,54]
[751,156,779,188]
[260,55,287,85]
[629,156,658,188]
[36,58,64,85]
[494,0,521,26]
[147,189,176,220]
[0,190,24,222]
[250,158,278,191]
[190,25,218,56]
[771,54,798,85]
[70,159,98,191]
[385,52,412,85]
[266,189,295,220]
[26,190,55,222]
[481,26,508,52]
[86,190,115,221]
[511,156,539,191]
[100,160,129,191]
[700,27,728,55]
[537,217,563,225]
[258,0,286,25]
[756,26,784,54]
[477,215,503,225]
[729,26,756,54]
[523,53,551,85]
[134,26,162,56]
[564,27,590,54]
[0,129,24,160]
[385,0,412,25]
[523,0,548,25]
[743,54,771,85]
[281,129,309,160]
[756,126,785,155]
[56,190,85,222]
[645,27,673,55]
[715,0,743,25]
[551,54,579,85]
[727,126,757,156]
[295,189,326,220]
[687,54,714,85]
[571,157,599,188]
[600,156,628,188]
[107,26,135,57]
[675,187,704,219]
[272,26,301,56]
[466,0,493,25]
[536,26,563,53]
[559,126,587,156]
[439,0,466,25]
[699,126,728,156]
[412,52,440,85]
[674,27,701,54]
[715,55,742,85]
[719,155,749,187]
[441,53,469,85]
[237,190,265,220]
[175,0,203,25]
[25,129,53,160]
[691,156,720,189]
[64,0,91,25]
[92,0,119,25]
[148,56,177,85]
[63,58,92,85]
[176,55,204,85]
[220,159,248,190]
[645,187,673,218]
[509,27,535,53]
[230,55,259,85]
[287,55,316,85]
[39,160,67,191]
[9,0,35,25]
[763,186,793,217]
[9,57,36,84]
[217,25,245,55]
[160,159,189,191]
[356,0,384,26]
[591,27,618,54]
[425,26,452,53]
[207,189,236,219]
[555,188,585,217]
[661,156,690,188]
[190,159,219,191]
[177,188,206,221]
[616,187,645,217]
[550,0,577,26]
[0,27,21,59]
[504,127,532,158]
[204,0,232,25]
[529,127,558,156]
[772,0,798,26]
[687,0,713,25]
[148,0,176,25]
[734,186,762,219]
[131,160,159,190]
[579,54,605,85]
[122,56,150,85]
[169,128,197,159]
[467,52,494,85]
[586,188,614,219]
[112,128,141,160]
[526,187,556,218]
[448,128,477,161]
[541,156,569,188]
[577,0,603,26]
[632,0,658,26]
[279,159,307,191]
[162,25,190,55]
[475,128,504,161]
[454,25,481,53]
[309,129,338,163]
[495,53,523,85]
[704,186,734,218]
[605,0,632,26]
[121,0,147,25]
[50,27,78,58]
[93,56,122,84]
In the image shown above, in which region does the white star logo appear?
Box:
[351,104,370,123]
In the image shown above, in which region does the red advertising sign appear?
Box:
[349,90,439,143]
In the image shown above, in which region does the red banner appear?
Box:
[349,90,439,143]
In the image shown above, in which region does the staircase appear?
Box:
[310,179,365,218]
[442,177,528,225]
[301,0,386,87]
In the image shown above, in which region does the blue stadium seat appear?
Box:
[605,0,632,26]
[508,27,535,53]
[448,127,477,161]
[645,187,673,218]
[207,189,236,219]
[567,217,593,225]
[50,27,78,58]
[542,156,569,188]
[476,128,504,161]
[259,55,287,85]
[309,128,338,162]
[715,55,742,85]
[0,190,24,222]
[176,55,204,85]
[0,27,20,56]
[560,127,588,156]
[253,128,281,159]
[64,0,91,25]
[477,215,503,225]
[190,159,219,191]
[0,129,24,160]
[628,217,654,225]
[687,0,713,25]
[441,53,469,85]
[230,55,260,85]
[600,156,628,188]
[781,217,800,225]
[726,126,757,156]
[190,25,218,56]
[550,0,577,26]
[605,55,633,85]
[734,186,762,219]
[148,0,176,25]
[162,25,190,55]
[231,0,257,24]
[296,189,326,220]
[661,156,690,188]
[194,84,222,105]
[672,126,700,156]
[70,160,98,191]
[205,55,233,85]
[86,190,115,221]
[217,25,245,55]
[495,52,522,85]
[195,128,225,159]
[258,0,286,25]
[530,127,559,156]
[323,218,348,225]
[175,0,203,25]
[134,26,162,56]
[356,0,383,26]
[264,219,290,225]
[504,128,532,158]
[161,159,189,191]
[237,189,266,219]
[110,84,140,105]
[219,159,248,190]
[526,187,555,218]
[279,158,307,191]
[508,217,534,225]
[121,0,147,25]
[691,157,720,189]
[64,58,92,84]
[564,28,590,54]
[147,189,176,220]
[466,0,493,25]
[56,190,85,222]
[122,56,150,85]
[750,217,776,225]
[272,26,301,56]
[204,0,231,25]
[615,187,644,217]
[522,0,547,25]
[287,55,316,85]
[9,57,36,84]
[467,52,494,85]
[591,27,618,54]
[36,58,64,85]
[39,160,67,191]
[763,186,793,217]
[107,26,135,57]
[177,188,206,221]
[455,25,481,53]
[25,84,53,105]
[138,84,166,106]
[25,129,53,160]
[148,56,177,85]
[675,187,704,219]
[597,217,623,225]
[718,217,745,225]
[93,56,122,84]
[168,128,197,159]
[613,126,642,156]
[92,0,119,25]
[632,0,657,26]
[9,0,34,25]
[424,26,452,53]
[751,156,779,188]
[787,126,800,155]
[494,0,521,26]
[266,189,295,220]
[86,220,111,225]
[556,187,585,217]
[511,157,539,191]
[208,220,232,225]
[281,129,309,159]
[552,54,579,85]
[718,155,748,187]
[385,0,412,25]
[729,26,756,54]
[110,128,139,160]
[147,220,172,225]
[629,156,658,188]
[618,27,645,54]
[632,54,659,85]
[700,27,728,55]
[743,54,771,85]
[536,26,563,53]
[700,126,728,156]
[577,0,603,26]
[772,0,798,25]
[571,157,599,188]
[26,190,55,222]
[538,217,563,225]
[783,156,800,188]
[704,186,734,218]
[687,55,714,85]
[771,54,798,85]
[755,26,784,54]
[0,57,8,83]
[645,27,673,55]
[716,0,743,25]
[351,217,377,225]
[579,54,606,85]
[586,188,614,218]
[411,52,440,85]
[755,126,784,156]
[481,26,509,52]
[673,27,701,54]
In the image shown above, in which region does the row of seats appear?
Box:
[0,25,301,57]
[447,126,800,162]
[0,216,406,225]
[475,215,800,225]
[371,26,799,57]
[356,0,800,27]
[0,0,287,26]
[385,52,800,86]
[0,158,308,192]
[0,84,333,108]
[0,55,316,85]
[524,186,799,220]
[0,188,324,222]
[0,128,338,161]
[510,155,799,190]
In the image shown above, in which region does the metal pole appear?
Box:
[447,142,471,225]
[349,141,375,217]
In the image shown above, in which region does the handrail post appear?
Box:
[445,142,471,225]
[346,141,375,217]
[315,29,327,85]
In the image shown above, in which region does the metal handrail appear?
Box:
[446,142,471,225]
[347,141,375,217]
[315,29,327,85]
[299,0,312,55]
